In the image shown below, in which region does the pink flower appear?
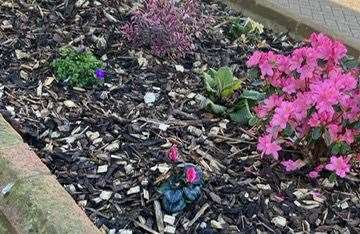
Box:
[325,156,351,178]
[270,102,294,130]
[257,135,282,160]
[281,159,304,172]
[308,170,320,179]
[168,145,179,162]
[308,164,324,179]
[310,81,340,113]
[332,41,347,62]
[329,70,357,91]
[327,124,341,142]
[259,62,274,77]
[255,94,283,118]
[308,110,334,127]
[185,166,198,183]
[276,55,290,73]
[339,129,355,144]
[258,51,276,77]
[246,51,262,67]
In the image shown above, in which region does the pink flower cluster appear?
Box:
[122,0,205,58]
[248,33,359,178]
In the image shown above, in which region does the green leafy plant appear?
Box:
[204,67,242,99]
[228,17,264,42]
[52,48,105,88]
[200,67,264,125]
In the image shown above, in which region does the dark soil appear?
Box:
[1,0,359,233]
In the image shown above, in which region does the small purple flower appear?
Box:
[95,68,106,80]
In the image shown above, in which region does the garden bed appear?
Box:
[0,0,359,233]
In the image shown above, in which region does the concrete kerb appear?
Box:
[0,114,101,234]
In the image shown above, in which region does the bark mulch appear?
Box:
[1,0,360,233]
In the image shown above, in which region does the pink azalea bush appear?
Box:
[122,0,205,58]
[247,33,360,178]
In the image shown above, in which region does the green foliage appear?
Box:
[331,142,351,155]
[328,173,337,183]
[228,17,264,42]
[311,128,322,140]
[340,55,359,72]
[201,66,264,125]
[52,48,104,88]
[203,67,242,100]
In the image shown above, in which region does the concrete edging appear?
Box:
[227,0,360,57]
[0,114,101,234]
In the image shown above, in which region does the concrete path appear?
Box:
[268,0,360,40]
[229,0,360,56]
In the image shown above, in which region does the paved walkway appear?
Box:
[267,0,360,40]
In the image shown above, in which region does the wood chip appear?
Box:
[127,186,140,195]
[134,221,160,234]
[143,189,149,200]
[154,201,164,234]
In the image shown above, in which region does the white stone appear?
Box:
[92,197,102,204]
[114,193,122,199]
[175,64,185,73]
[105,141,120,152]
[164,215,175,225]
[211,220,224,229]
[118,230,133,234]
[124,164,134,174]
[127,186,140,195]
[144,92,157,105]
[100,191,113,200]
[340,201,349,210]
[97,165,108,173]
[271,216,287,227]
[159,123,170,131]
[187,92,196,99]
[63,100,77,108]
[164,225,176,234]
[257,184,271,190]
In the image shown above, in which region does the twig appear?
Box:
[183,203,209,230]
[208,134,256,145]
[134,221,160,234]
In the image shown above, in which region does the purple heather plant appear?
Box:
[122,0,206,58]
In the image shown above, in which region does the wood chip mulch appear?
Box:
[1,0,359,233]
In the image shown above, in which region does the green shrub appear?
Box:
[228,17,264,42]
[52,48,104,88]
